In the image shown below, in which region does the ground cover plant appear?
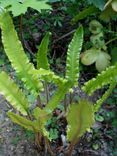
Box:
[0,6,117,156]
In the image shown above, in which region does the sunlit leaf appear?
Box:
[81,48,99,65]
[96,52,111,72]
[111,0,117,12]
[0,0,51,16]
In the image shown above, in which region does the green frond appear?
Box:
[7,112,39,132]
[65,26,83,86]
[32,68,67,86]
[0,72,29,115]
[37,32,51,70]
[45,81,72,113]
[94,80,116,112]
[0,9,42,95]
[67,100,94,142]
[82,64,117,95]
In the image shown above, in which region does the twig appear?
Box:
[53,29,76,44]
[105,37,117,46]
[44,81,49,104]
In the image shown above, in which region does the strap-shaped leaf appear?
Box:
[94,80,116,112]
[82,64,117,95]
[32,68,67,86]
[67,100,94,142]
[0,72,28,115]
[37,32,51,70]
[66,26,83,86]
[7,112,39,132]
[0,9,42,95]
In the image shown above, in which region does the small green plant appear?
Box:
[0,8,117,156]
[81,20,111,72]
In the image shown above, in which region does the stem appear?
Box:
[53,29,76,44]
[105,37,117,45]
[45,137,55,156]
[35,132,42,150]
[64,94,67,112]
[69,92,73,104]
[65,138,79,156]
[37,95,43,109]
[44,81,49,105]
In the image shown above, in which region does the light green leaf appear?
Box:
[0,72,28,115]
[67,100,94,142]
[37,32,51,70]
[94,80,116,112]
[66,26,83,86]
[33,107,48,120]
[0,9,42,95]
[82,64,117,95]
[33,107,50,138]
[111,0,117,12]
[81,48,99,65]
[96,52,111,72]
[7,112,39,131]
[0,0,51,16]
[24,0,51,12]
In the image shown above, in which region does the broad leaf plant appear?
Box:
[0,7,117,156]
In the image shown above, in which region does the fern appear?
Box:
[82,64,117,95]
[0,9,42,95]
[0,72,29,115]
[66,26,83,86]
[67,100,94,143]
[7,112,39,131]
[37,32,51,70]
[33,68,67,86]
[94,80,116,112]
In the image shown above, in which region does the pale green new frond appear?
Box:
[7,112,39,132]
[94,80,116,112]
[37,32,51,70]
[0,9,42,95]
[66,26,83,86]
[0,72,28,115]
[45,81,72,113]
[82,64,117,95]
[32,68,67,86]
[67,100,94,142]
